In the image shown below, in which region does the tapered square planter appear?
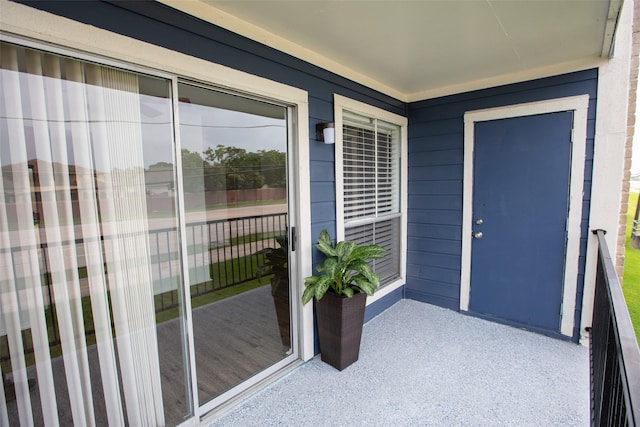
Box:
[315,291,367,371]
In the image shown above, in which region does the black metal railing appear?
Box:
[590,229,640,426]
[0,211,287,366]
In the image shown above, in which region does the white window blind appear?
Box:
[342,110,402,285]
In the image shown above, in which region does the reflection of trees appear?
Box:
[180,149,207,193]
[148,145,286,193]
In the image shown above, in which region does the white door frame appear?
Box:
[460,95,589,338]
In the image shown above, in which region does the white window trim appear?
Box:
[1,1,314,422]
[334,94,408,305]
[461,95,589,339]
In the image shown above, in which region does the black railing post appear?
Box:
[590,229,640,426]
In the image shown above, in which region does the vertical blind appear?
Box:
[342,110,401,285]
[0,42,164,426]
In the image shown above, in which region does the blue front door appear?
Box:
[469,112,573,334]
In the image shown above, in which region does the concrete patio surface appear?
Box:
[211,299,589,426]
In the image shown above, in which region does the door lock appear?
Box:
[473,231,483,239]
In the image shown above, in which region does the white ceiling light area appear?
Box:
[160,0,620,102]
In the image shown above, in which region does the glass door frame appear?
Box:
[171,78,308,422]
[1,30,314,426]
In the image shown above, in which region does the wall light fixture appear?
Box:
[316,122,335,144]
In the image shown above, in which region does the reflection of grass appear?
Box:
[155,249,273,323]
[147,199,286,218]
[206,253,265,293]
[1,292,97,376]
[152,242,212,261]
[623,191,640,343]
[155,279,269,324]
[0,252,274,374]
[229,230,284,246]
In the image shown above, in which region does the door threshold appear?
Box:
[199,358,304,425]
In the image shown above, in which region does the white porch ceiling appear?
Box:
[160,0,621,102]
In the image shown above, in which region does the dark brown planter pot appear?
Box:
[316,291,367,371]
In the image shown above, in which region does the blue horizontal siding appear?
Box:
[308,138,335,162]
[410,119,462,137]
[410,195,463,211]
[408,180,462,196]
[405,288,459,311]
[408,237,461,256]
[408,150,463,167]
[407,251,461,270]
[309,95,335,118]
[407,69,598,342]
[407,209,462,226]
[407,264,459,285]
[409,165,464,181]
[309,160,336,181]
[408,278,460,299]
[409,133,463,152]
[310,182,335,203]
[408,223,461,241]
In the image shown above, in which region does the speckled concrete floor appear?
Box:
[211,299,589,427]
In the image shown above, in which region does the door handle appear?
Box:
[473,231,483,239]
[291,226,296,252]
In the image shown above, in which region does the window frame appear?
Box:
[334,94,408,304]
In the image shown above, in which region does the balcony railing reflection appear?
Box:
[0,212,287,367]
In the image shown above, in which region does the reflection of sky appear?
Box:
[179,103,287,157]
[0,69,176,171]
[1,67,286,171]
[140,93,175,168]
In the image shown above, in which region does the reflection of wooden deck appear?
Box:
[5,285,289,426]
[158,284,289,425]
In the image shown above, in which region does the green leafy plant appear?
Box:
[302,229,385,304]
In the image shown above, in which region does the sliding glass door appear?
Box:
[0,41,297,426]
[177,83,292,408]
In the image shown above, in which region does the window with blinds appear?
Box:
[342,110,402,286]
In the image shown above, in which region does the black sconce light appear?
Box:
[315,122,335,144]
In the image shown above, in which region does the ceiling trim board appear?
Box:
[158,0,615,104]
[602,0,624,57]
[157,0,407,101]
[406,57,606,103]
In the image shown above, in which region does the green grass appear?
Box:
[623,190,640,343]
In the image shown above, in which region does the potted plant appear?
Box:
[302,229,384,370]
[256,234,290,347]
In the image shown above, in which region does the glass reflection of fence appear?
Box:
[0,212,287,368]
[151,212,287,312]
